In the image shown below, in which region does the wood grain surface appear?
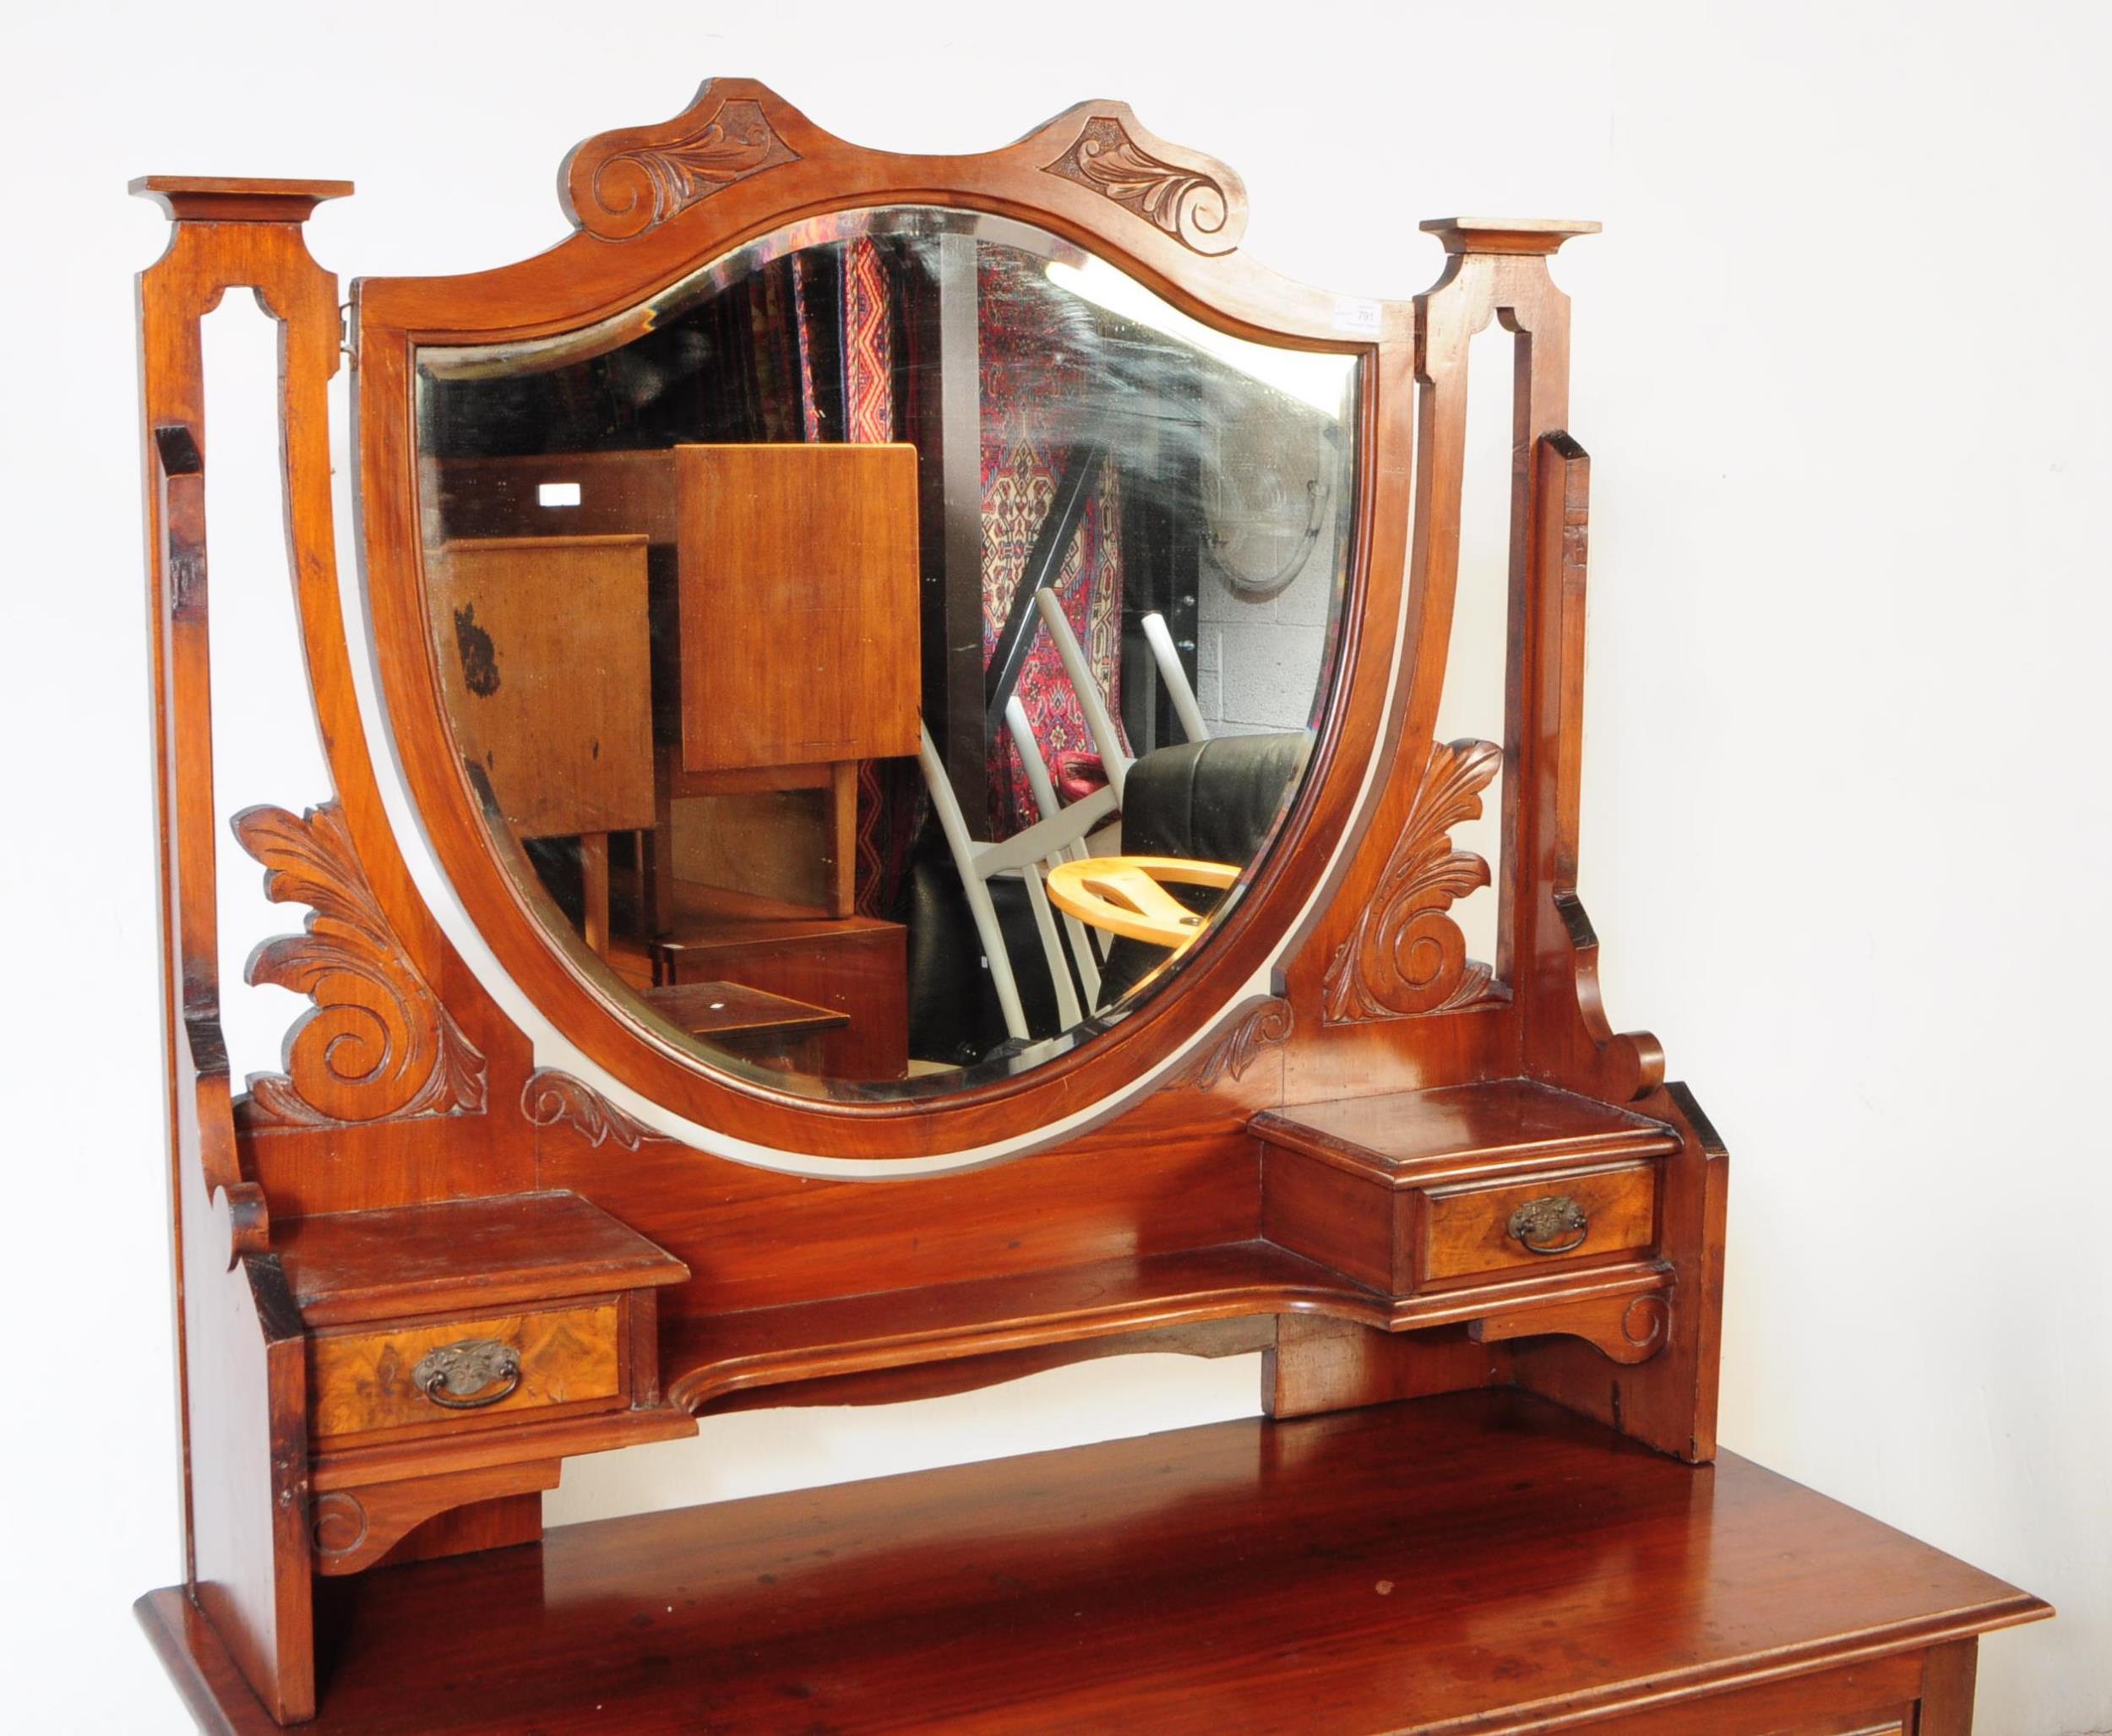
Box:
[426,535,656,841]
[277,1191,689,1327]
[672,443,920,774]
[308,1302,622,1443]
[138,1390,2049,1734]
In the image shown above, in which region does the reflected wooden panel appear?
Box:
[427,536,656,841]
[428,446,923,1015]
[651,885,907,1080]
[427,534,657,957]
[660,444,919,931]
[640,978,846,1074]
[660,760,853,917]
[429,450,678,544]
[672,442,920,774]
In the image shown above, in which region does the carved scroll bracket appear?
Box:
[234,802,487,1127]
[1043,112,1245,255]
[563,88,800,240]
[1322,738,1504,1023]
[1472,1289,1670,1367]
[312,1463,558,1577]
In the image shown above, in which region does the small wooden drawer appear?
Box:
[1423,1163,1657,1282]
[308,1300,623,1445]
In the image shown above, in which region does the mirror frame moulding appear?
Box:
[347,79,1422,1166]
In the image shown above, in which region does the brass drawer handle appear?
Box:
[411,1339,522,1410]
[1507,1195,1589,1256]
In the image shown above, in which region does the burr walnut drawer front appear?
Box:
[1422,1163,1658,1282]
[308,1300,624,1445]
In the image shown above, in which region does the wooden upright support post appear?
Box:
[134,174,352,1724]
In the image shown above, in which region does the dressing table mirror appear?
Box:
[411,201,1353,1092]
[132,80,2048,1733]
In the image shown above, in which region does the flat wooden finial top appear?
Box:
[130,177,353,224]
[1421,217,1601,257]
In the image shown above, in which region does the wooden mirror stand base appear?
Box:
[139,1390,2047,1734]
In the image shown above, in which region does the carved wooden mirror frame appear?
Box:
[351,82,1414,1162]
[135,79,1725,1727]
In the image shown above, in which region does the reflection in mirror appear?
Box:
[414,207,1357,1098]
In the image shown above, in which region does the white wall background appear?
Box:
[4,3,2107,1729]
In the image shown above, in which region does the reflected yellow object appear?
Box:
[1045,855,1240,952]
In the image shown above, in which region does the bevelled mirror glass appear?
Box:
[413,206,1356,1099]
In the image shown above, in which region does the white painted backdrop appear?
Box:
[3,3,2106,1729]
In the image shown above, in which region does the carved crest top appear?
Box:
[558,78,1249,255]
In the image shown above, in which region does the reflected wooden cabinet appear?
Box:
[435,441,918,939]
[130,84,2045,1732]
[669,443,920,777]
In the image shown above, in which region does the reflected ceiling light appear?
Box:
[1044,258,1353,418]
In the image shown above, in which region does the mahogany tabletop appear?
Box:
[139,1389,2047,1733]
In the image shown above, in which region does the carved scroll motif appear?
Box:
[234,803,486,1127]
[311,1492,367,1562]
[1473,1289,1670,1366]
[569,97,800,240]
[1622,1294,1670,1358]
[1321,739,1502,1024]
[1044,116,1233,253]
[521,1069,653,1151]
[1190,999,1293,1091]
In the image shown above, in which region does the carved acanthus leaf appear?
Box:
[1190,999,1293,1091]
[569,97,800,240]
[1321,739,1503,1024]
[234,803,487,1126]
[520,1069,653,1151]
[1044,116,1234,253]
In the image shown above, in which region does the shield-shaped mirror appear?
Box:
[405,204,1358,1102]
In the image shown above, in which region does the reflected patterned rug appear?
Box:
[977,248,1124,840]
